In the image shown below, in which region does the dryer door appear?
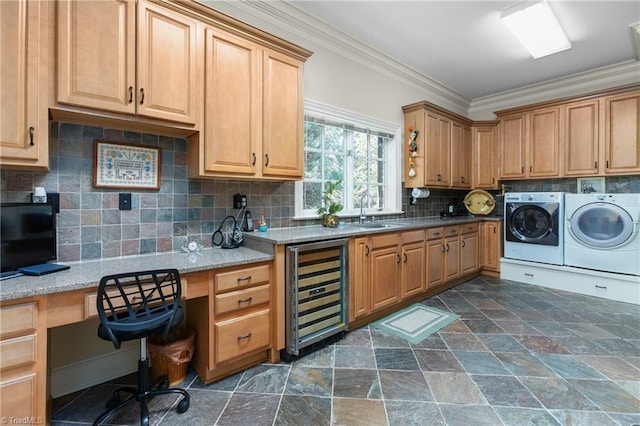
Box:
[569,203,634,248]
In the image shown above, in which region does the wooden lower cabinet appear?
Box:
[0,299,46,421]
[369,233,401,311]
[401,230,426,298]
[186,262,272,384]
[460,223,480,275]
[481,221,502,276]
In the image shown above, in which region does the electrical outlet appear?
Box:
[48,192,60,213]
[233,193,247,209]
[119,193,132,211]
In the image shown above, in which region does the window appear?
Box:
[295,100,402,219]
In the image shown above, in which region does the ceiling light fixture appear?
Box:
[501,0,571,59]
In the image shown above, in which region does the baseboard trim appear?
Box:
[50,344,139,398]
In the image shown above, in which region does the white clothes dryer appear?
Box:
[565,193,640,276]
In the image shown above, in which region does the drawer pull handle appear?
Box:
[310,287,325,295]
[403,253,408,263]
[434,232,440,236]
[524,273,533,277]
[238,297,253,304]
[128,86,133,103]
[237,276,252,282]
[29,126,35,145]
[595,285,607,290]
[237,332,252,340]
[139,88,145,104]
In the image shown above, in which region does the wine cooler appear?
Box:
[284,238,348,359]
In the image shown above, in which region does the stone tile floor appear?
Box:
[51,276,640,425]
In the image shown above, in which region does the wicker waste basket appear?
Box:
[147,327,195,386]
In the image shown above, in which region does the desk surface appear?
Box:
[0,247,273,302]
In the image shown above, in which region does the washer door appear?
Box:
[569,203,634,248]
[506,203,559,245]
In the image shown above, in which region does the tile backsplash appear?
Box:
[1,122,638,262]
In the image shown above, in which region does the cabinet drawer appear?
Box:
[183,270,211,299]
[215,284,270,315]
[460,223,479,234]
[215,264,270,293]
[0,335,36,371]
[85,281,167,319]
[426,227,444,240]
[215,309,270,364]
[402,229,425,244]
[0,303,37,339]
[445,226,459,237]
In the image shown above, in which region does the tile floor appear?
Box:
[52,276,640,425]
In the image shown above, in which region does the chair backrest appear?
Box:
[96,269,182,347]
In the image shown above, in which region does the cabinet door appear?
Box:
[436,115,451,187]
[604,92,640,175]
[349,237,370,322]
[137,0,198,124]
[370,234,400,311]
[481,222,502,272]
[564,100,599,176]
[262,49,304,178]
[403,110,425,188]
[401,242,425,298]
[203,27,259,175]
[451,122,471,188]
[426,238,444,289]
[460,232,479,275]
[444,236,460,282]
[0,0,48,168]
[529,107,560,177]
[57,0,136,114]
[472,125,498,189]
[499,114,526,179]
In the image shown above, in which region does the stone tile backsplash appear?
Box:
[1,122,638,262]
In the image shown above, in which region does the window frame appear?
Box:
[294,99,402,220]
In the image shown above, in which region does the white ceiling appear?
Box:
[286,1,640,100]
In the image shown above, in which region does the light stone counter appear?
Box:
[0,247,273,302]
[244,215,502,245]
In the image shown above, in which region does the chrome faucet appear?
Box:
[359,193,369,224]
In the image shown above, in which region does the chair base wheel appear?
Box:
[177,398,189,414]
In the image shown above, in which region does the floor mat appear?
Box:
[371,304,460,344]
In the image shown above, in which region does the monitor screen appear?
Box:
[1,203,57,271]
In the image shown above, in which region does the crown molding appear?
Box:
[469,60,640,119]
[206,0,471,116]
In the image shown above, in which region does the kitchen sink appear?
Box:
[349,222,400,229]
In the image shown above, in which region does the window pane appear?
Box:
[305,151,322,179]
[305,122,322,149]
[353,131,368,157]
[325,154,344,181]
[324,126,344,152]
[370,135,385,158]
[303,182,322,210]
[353,158,368,184]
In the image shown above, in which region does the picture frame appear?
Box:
[93,140,162,190]
[577,177,605,194]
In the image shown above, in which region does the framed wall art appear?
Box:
[93,140,162,190]
[577,177,605,194]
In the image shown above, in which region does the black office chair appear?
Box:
[93,269,190,426]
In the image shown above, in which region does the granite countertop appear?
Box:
[1,215,502,302]
[0,247,273,302]
[245,215,502,245]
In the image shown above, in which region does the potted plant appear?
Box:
[317,179,343,228]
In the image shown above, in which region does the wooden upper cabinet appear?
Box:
[403,102,471,189]
[0,0,49,170]
[529,107,560,177]
[604,91,640,175]
[57,0,198,124]
[564,99,599,176]
[471,123,498,189]
[451,122,471,188]
[499,114,526,179]
[202,28,259,175]
[136,0,198,124]
[262,49,304,178]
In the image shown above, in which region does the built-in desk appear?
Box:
[0,247,273,423]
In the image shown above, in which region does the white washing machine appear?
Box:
[565,193,640,276]
[504,192,564,265]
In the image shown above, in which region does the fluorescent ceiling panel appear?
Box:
[501,0,571,59]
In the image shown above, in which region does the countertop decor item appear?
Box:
[317,179,343,228]
[463,189,496,215]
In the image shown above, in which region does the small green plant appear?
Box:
[317,179,343,218]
